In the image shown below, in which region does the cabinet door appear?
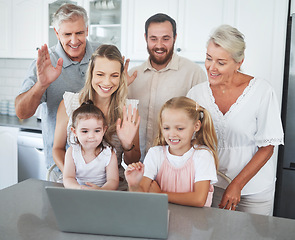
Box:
[0,0,11,58]
[0,127,19,190]
[11,0,43,58]
[176,0,232,62]
[122,0,178,60]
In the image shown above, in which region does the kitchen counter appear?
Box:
[1,179,295,240]
[0,114,42,131]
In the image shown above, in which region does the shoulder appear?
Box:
[187,82,208,99]
[144,146,165,161]
[102,145,113,156]
[129,61,147,74]
[63,92,80,116]
[193,145,212,156]
[147,145,164,154]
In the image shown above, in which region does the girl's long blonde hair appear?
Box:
[79,44,127,140]
[154,96,219,169]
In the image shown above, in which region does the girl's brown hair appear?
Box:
[154,96,219,169]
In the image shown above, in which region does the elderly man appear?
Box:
[15,4,100,180]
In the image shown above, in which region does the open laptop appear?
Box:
[45,186,169,239]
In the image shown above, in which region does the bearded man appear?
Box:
[128,13,206,160]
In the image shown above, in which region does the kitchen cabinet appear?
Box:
[0,0,43,58]
[0,126,18,190]
[46,0,122,49]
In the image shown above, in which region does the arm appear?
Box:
[116,105,141,164]
[52,100,69,172]
[100,151,119,190]
[63,147,81,189]
[15,44,63,119]
[149,180,210,207]
[219,145,274,210]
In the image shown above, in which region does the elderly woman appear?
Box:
[187,25,284,215]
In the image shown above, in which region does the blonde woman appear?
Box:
[125,97,218,207]
[187,25,284,215]
[53,44,140,190]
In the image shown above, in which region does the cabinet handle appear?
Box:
[176,48,182,52]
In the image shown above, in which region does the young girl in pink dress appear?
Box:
[125,96,218,207]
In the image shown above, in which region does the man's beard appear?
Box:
[147,44,174,66]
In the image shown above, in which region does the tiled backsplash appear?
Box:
[0,58,34,101]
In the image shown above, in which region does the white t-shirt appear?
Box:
[187,78,284,195]
[143,145,217,184]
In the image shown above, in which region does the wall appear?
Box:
[0,58,33,102]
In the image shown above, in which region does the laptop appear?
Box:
[45,186,169,239]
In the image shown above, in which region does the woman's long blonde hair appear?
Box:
[154,96,219,169]
[79,44,127,140]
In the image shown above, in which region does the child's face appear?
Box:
[91,57,121,100]
[161,108,199,156]
[72,117,106,151]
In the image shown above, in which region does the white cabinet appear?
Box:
[176,0,235,62]
[0,126,19,190]
[0,0,11,57]
[0,0,43,58]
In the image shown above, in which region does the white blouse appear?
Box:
[187,78,284,195]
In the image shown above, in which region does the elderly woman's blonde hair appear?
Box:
[207,24,246,63]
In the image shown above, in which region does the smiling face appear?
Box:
[161,108,200,156]
[72,117,106,152]
[145,21,176,70]
[91,57,121,100]
[205,41,243,87]
[54,16,88,62]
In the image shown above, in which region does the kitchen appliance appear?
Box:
[17,129,47,182]
[274,11,295,220]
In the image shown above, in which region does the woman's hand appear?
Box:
[123,57,137,86]
[219,181,241,211]
[37,44,63,89]
[124,162,144,189]
[116,104,140,150]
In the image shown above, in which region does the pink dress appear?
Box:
[156,147,214,207]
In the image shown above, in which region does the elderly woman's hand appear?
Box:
[219,181,241,211]
[116,104,140,151]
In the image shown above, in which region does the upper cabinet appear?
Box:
[0,0,43,58]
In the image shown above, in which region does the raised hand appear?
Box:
[124,162,144,188]
[123,56,137,86]
[116,104,140,151]
[36,44,63,89]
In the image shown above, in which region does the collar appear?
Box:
[143,52,179,72]
[55,40,93,68]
